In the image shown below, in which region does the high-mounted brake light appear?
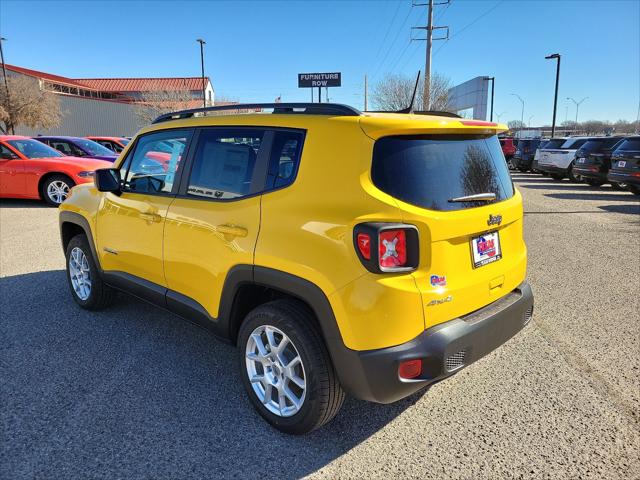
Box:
[353,223,419,273]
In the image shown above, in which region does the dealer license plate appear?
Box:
[618,161,626,167]
[471,231,502,268]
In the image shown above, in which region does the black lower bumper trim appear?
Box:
[335,282,534,404]
[537,165,568,175]
[608,170,640,186]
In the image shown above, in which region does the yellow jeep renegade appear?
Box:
[59,103,533,434]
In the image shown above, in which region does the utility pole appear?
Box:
[545,53,561,138]
[510,93,525,137]
[196,38,206,108]
[0,36,14,134]
[364,74,368,111]
[412,1,449,111]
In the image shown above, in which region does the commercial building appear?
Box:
[4,64,214,136]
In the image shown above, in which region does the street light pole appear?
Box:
[528,115,534,127]
[496,111,506,123]
[0,36,14,134]
[196,38,206,108]
[545,53,561,138]
[510,93,525,136]
[485,76,495,121]
[567,96,588,125]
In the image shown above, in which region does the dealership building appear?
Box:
[5,64,215,137]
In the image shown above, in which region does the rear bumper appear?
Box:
[335,282,534,403]
[608,170,640,186]
[537,164,567,175]
[573,166,606,181]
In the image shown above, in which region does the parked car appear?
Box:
[0,135,111,206]
[536,137,591,181]
[532,138,564,174]
[499,137,517,160]
[86,136,130,153]
[511,138,542,172]
[607,136,640,195]
[571,136,626,187]
[59,103,533,434]
[35,136,118,162]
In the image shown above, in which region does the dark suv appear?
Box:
[511,139,542,172]
[607,137,640,194]
[572,136,626,187]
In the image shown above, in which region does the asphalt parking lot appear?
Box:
[1,173,639,479]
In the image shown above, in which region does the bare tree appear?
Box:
[371,72,453,112]
[507,120,526,131]
[0,75,62,134]
[134,89,196,125]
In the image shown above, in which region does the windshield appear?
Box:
[615,138,640,151]
[120,138,130,146]
[73,138,116,156]
[7,139,63,159]
[372,135,514,211]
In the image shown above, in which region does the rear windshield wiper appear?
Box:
[448,193,497,203]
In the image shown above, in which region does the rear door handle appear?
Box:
[217,224,248,238]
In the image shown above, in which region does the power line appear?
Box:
[433,0,504,58]
[372,1,403,61]
[370,3,416,80]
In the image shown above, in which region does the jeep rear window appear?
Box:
[372,135,514,211]
[616,138,640,151]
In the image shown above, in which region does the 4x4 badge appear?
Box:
[487,214,502,226]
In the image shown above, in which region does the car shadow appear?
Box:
[0,198,49,209]
[544,192,640,202]
[0,270,423,479]
[598,203,640,215]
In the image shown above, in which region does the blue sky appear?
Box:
[1,0,638,125]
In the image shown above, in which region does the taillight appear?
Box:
[353,223,419,273]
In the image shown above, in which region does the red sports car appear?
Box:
[0,135,112,206]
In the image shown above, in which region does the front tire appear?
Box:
[65,234,115,310]
[238,299,345,434]
[41,175,74,207]
[568,163,582,183]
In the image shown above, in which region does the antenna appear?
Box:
[397,70,421,114]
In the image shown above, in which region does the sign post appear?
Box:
[298,72,341,103]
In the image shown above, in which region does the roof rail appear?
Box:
[152,102,361,124]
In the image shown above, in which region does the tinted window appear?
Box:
[48,140,85,157]
[187,129,264,199]
[0,144,18,159]
[120,138,130,146]
[615,138,640,151]
[122,130,191,194]
[372,135,514,211]
[580,137,624,153]
[73,138,115,156]
[542,139,565,149]
[266,131,304,190]
[562,138,588,150]
[7,139,63,158]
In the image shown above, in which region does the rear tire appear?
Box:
[628,185,640,195]
[568,163,582,183]
[238,299,345,434]
[65,234,115,310]
[610,182,627,191]
[586,179,605,187]
[550,173,564,181]
[41,174,74,207]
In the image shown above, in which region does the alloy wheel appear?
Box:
[245,325,306,417]
[47,180,70,205]
[69,247,92,300]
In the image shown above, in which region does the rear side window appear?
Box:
[266,130,304,190]
[372,135,514,211]
[187,129,264,199]
[562,139,588,150]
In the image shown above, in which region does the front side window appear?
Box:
[122,129,192,194]
[7,139,62,158]
[187,129,264,200]
[372,134,514,211]
[73,138,115,156]
[48,140,85,157]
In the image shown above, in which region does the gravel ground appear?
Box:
[1,173,639,479]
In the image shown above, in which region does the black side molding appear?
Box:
[59,211,101,271]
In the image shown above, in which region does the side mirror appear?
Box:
[95,168,121,194]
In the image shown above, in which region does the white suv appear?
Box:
[536,137,592,181]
